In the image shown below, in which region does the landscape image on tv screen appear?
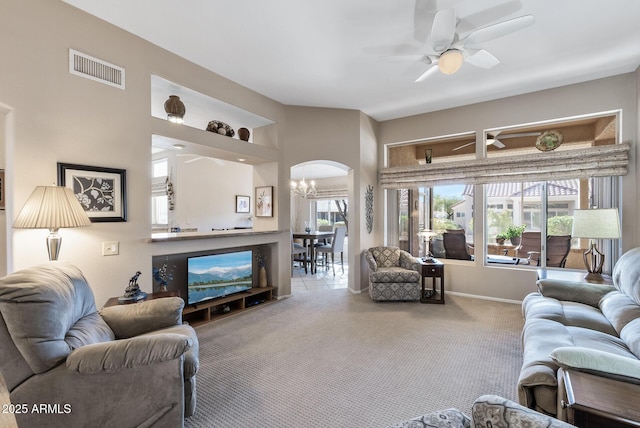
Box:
[187,250,253,305]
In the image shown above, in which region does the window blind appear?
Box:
[379,143,630,189]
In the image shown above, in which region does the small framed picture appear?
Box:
[236,195,250,213]
[255,186,274,217]
[57,163,127,222]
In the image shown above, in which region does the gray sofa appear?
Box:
[0,262,199,427]
[518,246,640,417]
[365,246,422,301]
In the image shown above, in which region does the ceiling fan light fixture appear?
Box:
[438,49,464,75]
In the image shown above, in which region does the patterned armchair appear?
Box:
[365,246,421,301]
[388,395,574,428]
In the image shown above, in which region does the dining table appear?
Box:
[292,230,335,274]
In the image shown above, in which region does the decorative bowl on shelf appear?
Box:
[206,120,235,137]
[535,130,563,152]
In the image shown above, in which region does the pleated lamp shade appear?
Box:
[13,186,91,260]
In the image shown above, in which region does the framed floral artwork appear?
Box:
[255,186,273,217]
[57,162,127,222]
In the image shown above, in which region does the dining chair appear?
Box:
[291,234,308,274]
[315,226,347,275]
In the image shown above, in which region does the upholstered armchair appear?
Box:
[0,262,199,428]
[365,246,421,301]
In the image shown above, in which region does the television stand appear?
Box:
[182,287,275,326]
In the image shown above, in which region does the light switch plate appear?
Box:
[102,241,119,256]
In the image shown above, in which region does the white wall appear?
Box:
[378,73,639,301]
[174,158,254,231]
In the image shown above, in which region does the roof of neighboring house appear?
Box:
[462,180,579,198]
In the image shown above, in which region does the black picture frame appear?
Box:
[57,162,127,222]
[236,195,250,213]
[0,169,4,210]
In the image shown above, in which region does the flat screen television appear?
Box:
[187,250,253,305]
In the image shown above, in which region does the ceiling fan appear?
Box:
[393,1,535,82]
[452,131,541,151]
[177,154,226,166]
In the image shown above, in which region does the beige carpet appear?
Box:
[185,288,524,428]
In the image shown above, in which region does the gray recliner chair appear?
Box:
[0,262,199,428]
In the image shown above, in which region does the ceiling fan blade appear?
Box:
[183,157,203,163]
[492,139,506,148]
[499,132,541,138]
[415,63,439,83]
[463,15,535,48]
[464,49,500,69]
[452,141,476,151]
[381,54,430,63]
[456,0,523,34]
[431,8,457,53]
[413,0,438,43]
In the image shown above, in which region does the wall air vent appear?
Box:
[69,49,125,89]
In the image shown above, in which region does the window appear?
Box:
[152,158,169,227]
[396,184,471,258]
[316,199,347,227]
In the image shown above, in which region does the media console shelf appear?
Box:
[182,286,275,326]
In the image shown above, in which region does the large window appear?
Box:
[384,112,625,271]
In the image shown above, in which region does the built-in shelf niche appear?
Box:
[151,75,276,148]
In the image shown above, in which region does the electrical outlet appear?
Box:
[102,241,119,256]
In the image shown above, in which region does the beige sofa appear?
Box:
[518,247,640,417]
[0,262,199,427]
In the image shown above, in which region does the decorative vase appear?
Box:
[238,127,250,141]
[164,95,186,123]
[496,238,505,245]
[425,148,432,164]
[160,284,168,292]
[258,266,267,288]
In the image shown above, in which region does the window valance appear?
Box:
[307,188,348,200]
[379,143,630,189]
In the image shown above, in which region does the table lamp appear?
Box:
[571,208,620,280]
[13,186,92,260]
[418,229,438,257]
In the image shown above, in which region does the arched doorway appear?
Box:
[290,160,351,284]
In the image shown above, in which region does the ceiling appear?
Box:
[62,0,640,123]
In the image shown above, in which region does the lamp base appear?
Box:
[582,242,605,275]
[583,272,604,282]
[47,229,61,261]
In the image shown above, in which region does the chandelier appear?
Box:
[290,178,317,198]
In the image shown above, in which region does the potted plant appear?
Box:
[505,225,526,246]
[495,233,508,245]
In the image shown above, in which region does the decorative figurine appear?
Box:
[117,271,148,304]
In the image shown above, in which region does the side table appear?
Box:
[419,259,445,304]
[561,369,640,427]
[537,269,613,285]
[103,290,180,308]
